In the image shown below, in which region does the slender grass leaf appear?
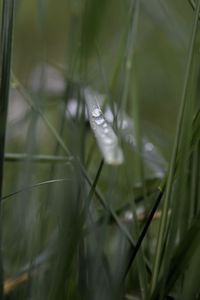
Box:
[1,178,71,203]
[4,153,71,163]
[0,0,15,298]
[0,0,15,198]
[85,88,124,165]
[66,84,166,175]
[150,214,200,299]
[151,0,200,293]
[188,0,196,10]
[81,0,107,59]
[12,76,136,259]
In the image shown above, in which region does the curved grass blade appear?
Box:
[84,88,124,165]
[1,178,70,203]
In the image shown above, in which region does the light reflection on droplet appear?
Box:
[94,117,104,125]
[92,108,101,118]
[155,171,164,178]
[121,119,128,129]
[124,211,133,221]
[66,99,78,116]
[144,142,154,152]
[104,137,114,145]
[118,118,129,129]
[104,109,114,123]
[126,134,136,146]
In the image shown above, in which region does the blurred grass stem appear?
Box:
[0,0,15,298]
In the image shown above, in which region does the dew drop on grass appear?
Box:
[144,142,154,152]
[126,134,136,146]
[104,109,114,122]
[121,119,129,129]
[124,211,133,221]
[84,87,124,165]
[104,136,115,145]
[92,108,101,118]
[94,117,104,125]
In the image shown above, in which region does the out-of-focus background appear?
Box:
[11,0,191,136]
[1,0,199,299]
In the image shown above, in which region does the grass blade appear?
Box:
[151,0,200,293]
[150,213,200,299]
[4,153,71,163]
[0,0,15,297]
[1,178,70,203]
[12,75,137,261]
[85,88,124,165]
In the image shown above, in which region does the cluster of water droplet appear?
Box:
[91,107,115,145]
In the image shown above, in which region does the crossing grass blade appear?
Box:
[150,213,200,299]
[12,74,137,266]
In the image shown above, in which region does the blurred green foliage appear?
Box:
[1,0,200,299]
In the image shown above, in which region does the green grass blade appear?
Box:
[150,214,200,299]
[85,88,124,165]
[12,75,136,258]
[1,178,70,203]
[151,0,200,293]
[12,75,71,156]
[4,153,71,163]
[188,0,196,10]
[0,0,15,200]
[0,0,15,297]
[124,187,164,278]
[81,0,107,59]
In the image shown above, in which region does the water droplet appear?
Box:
[102,122,108,128]
[95,117,104,125]
[124,211,133,221]
[92,108,101,118]
[126,59,132,70]
[117,118,128,129]
[104,127,109,133]
[144,143,154,152]
[121,119,128,129]
[155,171,164,178]
[104,109,114,122]
[126,134,136,146]
[66,99,78,117]
[104,136,115,145]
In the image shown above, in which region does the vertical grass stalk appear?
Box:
[0,0,15,297]
[150,0,200,293]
